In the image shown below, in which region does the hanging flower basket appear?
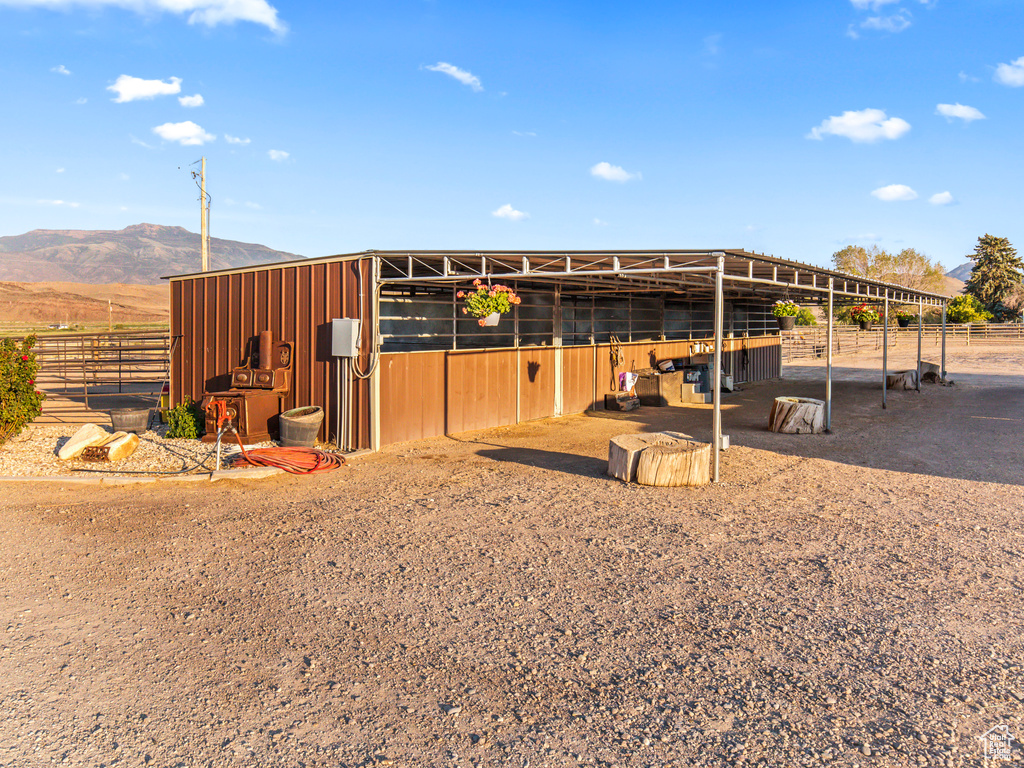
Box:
[850,303,880,330]
[458,279,521,327]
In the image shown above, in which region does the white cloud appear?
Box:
[512,130,537,137]
[871,184,918,201]
[244,201,261,209]
[108,74,181,103]
[928,191,954,205]
[492,204,528,221]
[178,93,204,107]
[74,97,87,104]
[51,64,71,75]
[268,149,289,161]
[590,161,641,182]
[860,12,911,33]
[807,108,910,143]
[936,103,985,122]
[593,218,608,226]
[225,134,251,144]
[425,62,483,92]
[119,173,129,181]
[38,199,79,207]
[994,56,1024,87]
[958,71,980,83]
[129,134,153,148]
[56,167,65,173]
[6,0,286,33]
[152,120,214,145]
[850,0,900,9]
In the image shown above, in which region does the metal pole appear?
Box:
[826,278,833,432]
[712,253,724,482]
[200,157,209,272]
[336,357,341,450]
[941,302,947,379]
[916,296,923,392]
[882,291,888,409]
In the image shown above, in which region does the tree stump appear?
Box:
[636,438,711,487]
[886,370,917,390]
[918,360,941,383]
[608,431,709,487]
[768,397,825,434]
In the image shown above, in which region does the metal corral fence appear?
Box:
[29,330,171,409]
[781,323,1024,362]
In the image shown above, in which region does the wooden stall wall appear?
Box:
[377,335,781,448]
[169,257,374,448]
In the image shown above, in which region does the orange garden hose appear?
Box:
[228,431,345,474]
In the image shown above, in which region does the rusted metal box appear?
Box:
[200,391,283,443]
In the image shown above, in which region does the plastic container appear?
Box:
[278,406,324,447]
[110,408,151,433]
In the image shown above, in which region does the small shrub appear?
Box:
[946,295,993,324]
[795,308,817,326]
[0,335,46,444]
[165,396,205,439]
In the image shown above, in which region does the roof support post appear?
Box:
[826,277,833,432]
[941,302,947,379]
[882,290,889,410]
[916,296,923,392]
[712,252,725,483]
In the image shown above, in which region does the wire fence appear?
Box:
[781,323,1024,362]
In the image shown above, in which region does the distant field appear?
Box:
[0,280,168,333]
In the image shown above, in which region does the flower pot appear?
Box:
[776,316,796,331]
[279,406,324,447]
[858,320,873,331]
[897,317,911,328]
[481,312,501,327]
[110,408,150,433]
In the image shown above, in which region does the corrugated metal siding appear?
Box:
[375,336,781,447]
[446,349,518,434]
[379,351,446,447]
[169,257,374,448]
[561,346,596,415]
[519,348,556,423]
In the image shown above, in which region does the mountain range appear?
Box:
[0,223,301,285]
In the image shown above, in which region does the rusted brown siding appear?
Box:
[169,257,374,448]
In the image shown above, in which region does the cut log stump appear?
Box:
[608,431,709,487]
[768,397,825,434]
[886,370,917,390]
[919,360,941,383]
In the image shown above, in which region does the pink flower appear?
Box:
[21,355,29,361]
[488,290,496,297]
[461,307,468,314]
[473,278,482,287]
[477,318,486,327]
[456,291,465,298]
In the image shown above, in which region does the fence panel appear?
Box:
[781,323,1024,362]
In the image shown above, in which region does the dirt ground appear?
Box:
[2,345,1023,768]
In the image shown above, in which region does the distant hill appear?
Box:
[0,281,167,326]
[0,223,301,285]
[946,262,973,283]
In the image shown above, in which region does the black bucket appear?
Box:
[278,406,324,447]
[110,408,151,433]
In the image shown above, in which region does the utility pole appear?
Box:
[200,156,209,272]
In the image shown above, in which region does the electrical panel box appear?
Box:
[331,318,361,358]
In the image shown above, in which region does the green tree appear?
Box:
[964,235,1024,320]
[832,245,947,294]
[795,308,817,326]
[945,295,992,324]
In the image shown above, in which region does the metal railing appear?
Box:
[27,330,171,408]
[781,323,1024,362]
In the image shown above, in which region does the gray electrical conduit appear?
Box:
[351,257,380,380]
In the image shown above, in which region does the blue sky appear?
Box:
[2,0,1022,270]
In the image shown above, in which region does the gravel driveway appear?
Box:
[2,346,1022,767]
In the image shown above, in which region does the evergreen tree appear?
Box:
[965,234,1024,320]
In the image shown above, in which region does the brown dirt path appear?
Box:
[1,347,1022,767]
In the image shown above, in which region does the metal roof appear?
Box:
[168,248,948,306]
